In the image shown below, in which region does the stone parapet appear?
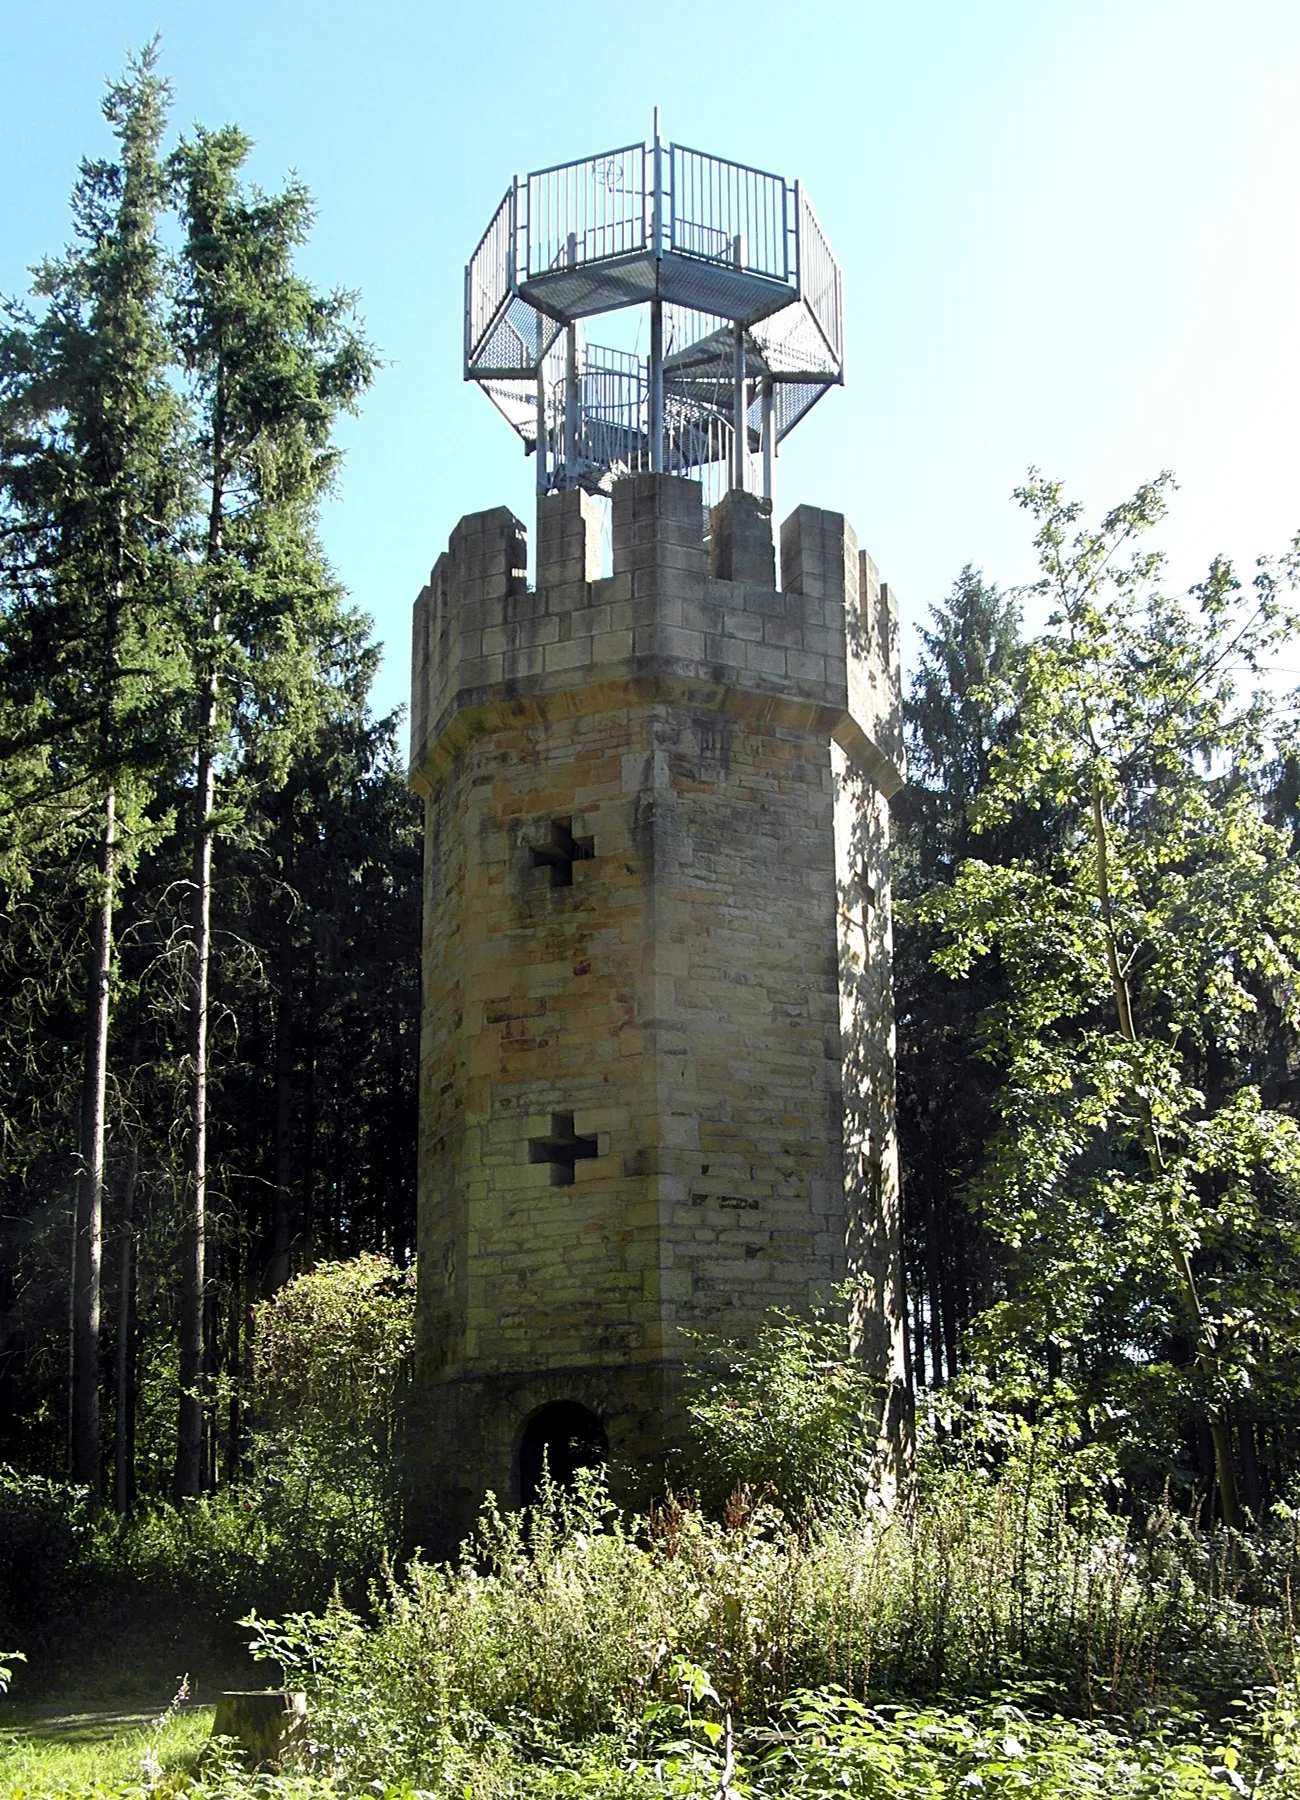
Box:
[708,489,776,587]
[780,506,905,797]
[410,474,902,798]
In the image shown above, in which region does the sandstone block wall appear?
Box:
[407,474,906,1550]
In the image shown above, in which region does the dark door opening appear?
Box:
[519,1401,608,1505]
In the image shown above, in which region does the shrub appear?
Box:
[0,1469,97,1649]
[252,1253,414,1554]
[0,1259,414,1693]
[682,1289,886,1516]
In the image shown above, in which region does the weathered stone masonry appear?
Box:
[407,472,906,1550]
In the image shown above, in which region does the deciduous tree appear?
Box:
[924,473,1300,1525]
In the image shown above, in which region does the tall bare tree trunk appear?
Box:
[224,1244,245,1484]
[911,1249,927,1391]
[303,956,319,1262]
[175,695,215,1500]
[269,802,296,1292]
[925,1204,945,1387]
[176,374,224,1503]
[71,783,115,1492]
[113,1138,138,1514]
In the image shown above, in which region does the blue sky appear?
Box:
[3,0,1298,725]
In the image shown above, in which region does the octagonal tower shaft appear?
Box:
[406,474,907,1552]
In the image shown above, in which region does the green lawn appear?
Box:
[0,1708,213,1797]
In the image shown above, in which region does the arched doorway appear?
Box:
[519,1401,608,1505]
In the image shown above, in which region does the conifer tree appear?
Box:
[168,126,373,1496]
[0,45,187,1490]
[893,569,1022,1387]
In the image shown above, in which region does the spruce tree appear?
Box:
[893,568,1022,1388]
[0,44,188,1490]
[168,125,373,1496]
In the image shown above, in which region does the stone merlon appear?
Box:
[410,473,905,799]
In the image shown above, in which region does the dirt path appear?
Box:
[0,1700,210,1744]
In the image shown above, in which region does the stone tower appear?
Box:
[406,472,907,1551]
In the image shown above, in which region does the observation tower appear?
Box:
[464,111,843,509]
[407,120,906,1552]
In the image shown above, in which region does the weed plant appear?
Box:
[7,1445,1300,1795]
[237,1432,1300,1789]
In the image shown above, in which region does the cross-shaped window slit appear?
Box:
[529,1112,599,1186]
[530,819,595,888]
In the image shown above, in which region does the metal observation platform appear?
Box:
[464,115,844,510]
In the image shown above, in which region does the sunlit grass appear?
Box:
[0,1708,211,1796]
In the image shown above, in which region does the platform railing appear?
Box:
[578,346,647,476]
[798,191,843,365]
[543,343,738,505]
[669,145,791,283]
[467,133,844,494]
[524,144,647,281]
[466,185,516,369]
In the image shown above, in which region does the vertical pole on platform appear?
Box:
[535,297,549,499]
[733,323,747,493]
[564,326,579,485]
[732,229,748,494]
[535,368,548,498]
[649,108,664,474]
[761,376,774,504]
[649,303,664,475]
[563,230,579,488]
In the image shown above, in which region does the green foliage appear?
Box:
[920,472,1300,1516]
[6,1689,1300,1799]
[0,1693,217,1797]
[0,1261,413,1686]
[893,568,1027,1389]
[737,1687,1299,1799]
[0,1472,96,1647]
[251,1256,414,1547]
[168,116,376,791]
[232,1438,1299,1788]
[683,1290,887,1514]
[0,51,414,1506]
[0,39,190,883]
[7,1427,1300,1796]
[905,565,1024,861]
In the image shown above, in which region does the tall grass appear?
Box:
[244,1439,1300,1786]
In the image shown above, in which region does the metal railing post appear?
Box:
[761,377,774,503]
[649,109,665,475]
[793,178,802,300]
[563,232,579,486]
[463,264,472,376]
[733,322,747,493]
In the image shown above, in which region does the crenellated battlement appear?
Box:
[409,472,904,799]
